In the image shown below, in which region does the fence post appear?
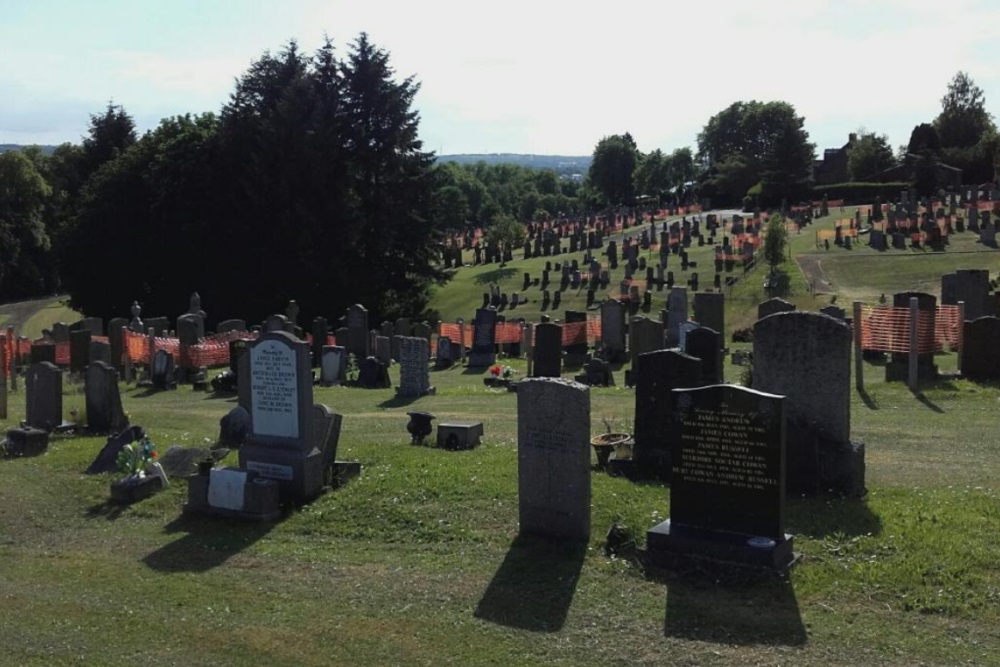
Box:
[956,301,965,373]
[853,301,863,392]
[458,319,466,363]
[7,327,16,392]
[0,334,7,420]
[908,297,919,391]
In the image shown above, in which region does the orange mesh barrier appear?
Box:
[859,305,945,353]
[936,305,961,349]
[495,322,522,344]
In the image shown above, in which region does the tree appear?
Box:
[935,72,995,149]
[759,113,815,206]
[0,151,52,298]
[763,213,788,272]
[81,102,137,179]
[848,131,896,181]
[698,101,814,204]
[633,149,671,199]
[699,154,757,205]
[907,123,941,154]
[668,147,695,191]
[588,133,639,205]
[484,213,525,265]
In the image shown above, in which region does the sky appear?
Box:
[3,0,1000,157]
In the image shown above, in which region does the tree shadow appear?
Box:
[474,535,586,632]
[474,268,517,285]
[786,496,882,538]
[142,514,276,573]
[656,563,805,646]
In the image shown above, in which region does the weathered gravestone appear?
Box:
[573,357,614,387]
[357,356,391,389]
[961,317,1000,381]
[757,297,796,321]
[665,287,689,346]
[532,322,563,378]
[819,305,846,321]
[626,317,665,386]
[685,326,724,385]
[375,336,392,367]
[941,269,991,321]
[70,329,92,374]
[600,299,627,363]
[633,349,702,479]
[320,345,346,386]
[89,340,112,366]
[151,349,176,390]
[645,384,795,570]
[397,337,434,397]
[435,337,456,369]
[753,312,865,497]
[29,344,56,365]
[237,331,343,501]
[692,292,725,343]
[25,362,62,431]
[345,304,370,360]
[517,378,590,541]
[84,361,129,433]
[311,317,328,368]
[468,308,498,367]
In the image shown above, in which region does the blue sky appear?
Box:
[2,0,999,157]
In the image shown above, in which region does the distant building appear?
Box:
[812,133,857,185]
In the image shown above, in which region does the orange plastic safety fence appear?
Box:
[859,305,946,353]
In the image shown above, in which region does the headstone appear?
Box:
[628,317,665,375]
[517,378,590,541]
[82,317,104,336]
[217,319,248,334]
[375,336,392,366]
[753,312,864,496]
[563,311,588,365]
[397,337,434,397]
[25,362,62,431]
[573,357,614,387]
[84,361,128,433]
[320,345,346,386]
[885,292,938,382]
[69,329,92,373]
[819,305,846,321]
[757,297,796,321]
[685,327,723,385]
[238,331,340,500]
[646,384,795,570]
[357,356,391,389]
[941,269,991,320]
[345,304,370,360]
[633,349,702,478]
[961,317,1000,381]
[600,299,626,362]
[468,308,498,367]
[151,349,176,390]
[435,337,455,369]
[311,317,328,368]
[665,287,688,346]
[692,292,725,342]
[532,322,562,378]
[29,344,56,365]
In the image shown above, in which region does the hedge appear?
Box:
[810,182,911,204]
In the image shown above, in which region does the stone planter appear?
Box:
[110,474,164,504]
[591,433,631,468]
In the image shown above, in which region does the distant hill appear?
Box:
[437,153,590,176]
[0,144,58,155]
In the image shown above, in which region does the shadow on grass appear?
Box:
[661,568,805,647]
[857,387,879,410]
[474,267,517,285]
[141,514,275,573]
[474,535,585,632]
[376,394,422,408]
[910,388,944,413]
[85,500,128,521]
[786,496,882,538]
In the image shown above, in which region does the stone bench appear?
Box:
[437,421,484,450]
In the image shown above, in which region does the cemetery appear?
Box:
[1,198,1000,665]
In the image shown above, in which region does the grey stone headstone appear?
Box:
[345,304,370,360]
[69,329,92,373]
[628,317,665,371]
[397,336,433,397]
[320,345,346,386]
[532,322,562,378]
[666,287,688,346]
[89,341,112,366]
[25,362,62,431]
[685,326,723,385]
[376,336,392,366]
[219,406,251,447]
[600,299,626,362]
[264,314,289,334]
[151,349,176,390]
[692,292,725,341]
[941,269,990,320]
[961,317,1000,381]
[311,317,328,368]
[84,361,128,433]
[633,349,702,477]
[468,308,497,367]
[753,311,863,496]
[176,313,204,345]
[52,322,70,343]
[82,317,104,336]
[757,297,796,321]
[517,378,590,541]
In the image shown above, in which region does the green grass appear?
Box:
[3,206,1000,665]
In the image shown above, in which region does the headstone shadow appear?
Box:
[474,268,517,285]
[474,535,585,632]
[141,514,276,573]
[662,570,805,646]
[909,388,944,413]
[376,395,422,408]
[786,496,882,538]
[856,387,879,410]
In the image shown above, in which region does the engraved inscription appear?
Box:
[675,408,777,491]
[250,340,299,438]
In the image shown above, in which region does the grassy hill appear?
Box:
[2,206,1000,665]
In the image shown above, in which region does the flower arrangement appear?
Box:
[116,437,158,478]
[487,364,516,380]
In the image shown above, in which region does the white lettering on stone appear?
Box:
[250,340,299,438]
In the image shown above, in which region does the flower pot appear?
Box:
[591,442,614,468]
[590,433,631,468]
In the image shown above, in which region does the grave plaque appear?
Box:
[646,384,794,570]
[517,378,590,541]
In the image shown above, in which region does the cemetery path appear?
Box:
[796,254,834,294]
